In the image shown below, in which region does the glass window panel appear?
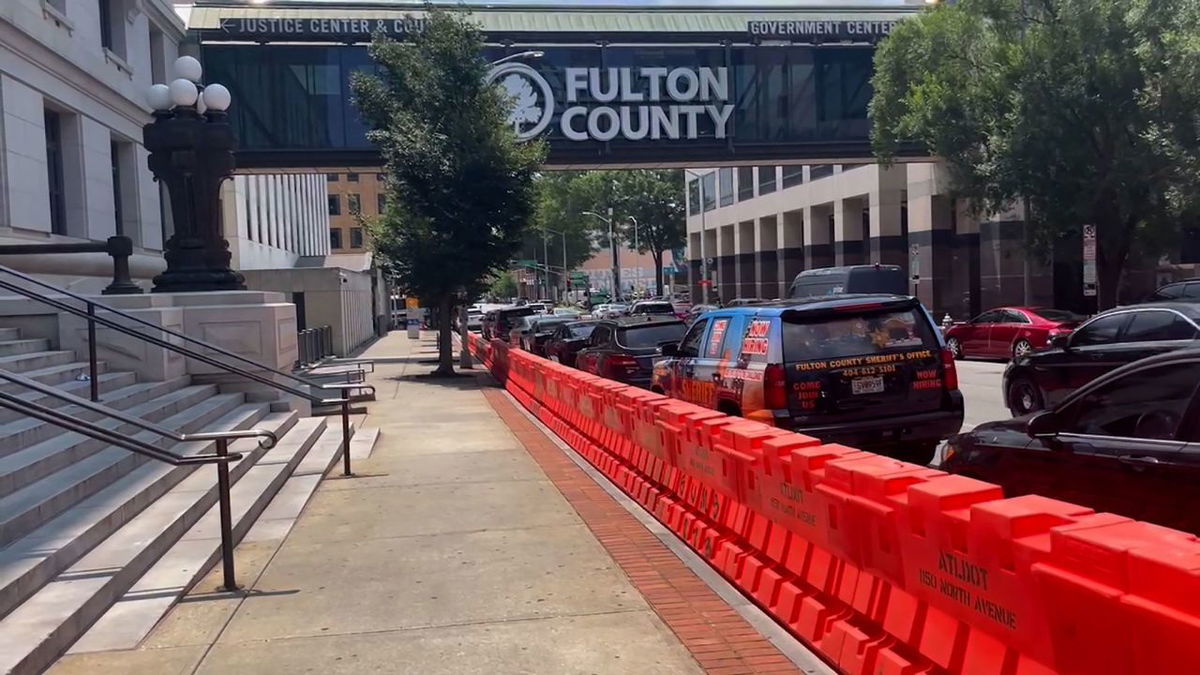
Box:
[758,166,776,195]
[701,172,716,212]
[737,167,755,201]
[718,168,734,207]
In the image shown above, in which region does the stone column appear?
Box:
[803,203,834,270]
[834,197,866,266]
[737,219,757,298]
[757,215,780,299]
[869,166,908,271]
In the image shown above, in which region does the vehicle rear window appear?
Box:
[634,303,675,314]
[618,323,688,349]
[782,308,937,361]
[569,324,595,338]
[534,319,570,332]
[1032,309,1085,322]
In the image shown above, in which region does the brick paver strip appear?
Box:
[483,388,802,675]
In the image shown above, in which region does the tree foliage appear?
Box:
[352,8,545,372]
[871,0,1200,308]
[568,170,687,295]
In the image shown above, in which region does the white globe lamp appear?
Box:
[173,55,203,83]
[168,78,199,107]
[200,83,232,112]
[146,83,171,111]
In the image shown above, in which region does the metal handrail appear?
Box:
[0,388,244,466]
[0,387,248,590]
[0,263,369,398]
[0,369,278,449]
[0,263,373,476]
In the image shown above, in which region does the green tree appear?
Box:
[488,271,519,299]
[353,9,545,374]
[871,0,1200,309]
[572,170,687,296]
[521,172,599,299]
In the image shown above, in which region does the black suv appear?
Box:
[575,316,688,388]
[1144,278,1200,303]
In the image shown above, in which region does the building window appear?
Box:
[148,25,166,83]
[687,179,700,216]
[44,109,67,236]
[45,0,67,12]
[347,173,359,182]
[758,166,777,195]
[809,164,834,181]
[330,228,343,249]
[782,165,804,189]
[377,193,387,215]
[375,173,386,182]
[98,0,127,58]
[737,167,754,201]
[348,193,361,215]
[326,173,338,182]
[718,168,734,207]
[351,227,364,248]
[701,172,716,212]
[110,141,124,235]
[328,194,341,216]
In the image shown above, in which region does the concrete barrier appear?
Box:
[486,343,1200,674]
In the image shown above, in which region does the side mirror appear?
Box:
[661,343,680,357]
[1049,334,1070,350]
[1027,410,1058,437]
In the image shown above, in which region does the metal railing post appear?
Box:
[215,438,238,591]
[341,399,353,476]
[86,301,99,402]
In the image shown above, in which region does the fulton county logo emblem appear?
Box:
[486,62,554,141]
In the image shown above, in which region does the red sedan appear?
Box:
[944,307,1084,360]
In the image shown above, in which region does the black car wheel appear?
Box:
[947,337,963,359]
[1012,339,1033,360]
[893,441,938,466]
[1007,377,1044,416]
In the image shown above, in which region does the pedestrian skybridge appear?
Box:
[185,1,929,169]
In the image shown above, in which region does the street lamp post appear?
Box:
[583,210,627,301]
[144,57,243,293]
[540,227,568,302]
[684,170,710,304]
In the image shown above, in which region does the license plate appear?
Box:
[851,376,884,395]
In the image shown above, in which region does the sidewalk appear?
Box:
[51,332,807,674]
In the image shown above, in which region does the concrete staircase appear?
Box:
[0,327,358,674]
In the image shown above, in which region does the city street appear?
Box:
[955,359,1010,431]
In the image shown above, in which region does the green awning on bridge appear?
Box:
[187,4,917,44]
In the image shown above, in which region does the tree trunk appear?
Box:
[1096,257,1122,311]
[433,295,455,375]
[651,250,664,296]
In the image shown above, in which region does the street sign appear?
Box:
[1082,224,1097,297]
[405,297,421,339]
[909,244,920,281]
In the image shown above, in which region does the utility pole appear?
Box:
[608,206,620,300]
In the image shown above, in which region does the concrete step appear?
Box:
[68,417,330,653]
[0,372,138,425]
[0,339,51,358]
[0,409,295,624]
[0,328,19,342]
[0,351,76,375]
[0,380,211,469]
[0,388,237,546]
[0,404,293,675]
[0,376,191,455]
[0,362,111,395]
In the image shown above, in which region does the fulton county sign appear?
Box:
[487,65,734,143]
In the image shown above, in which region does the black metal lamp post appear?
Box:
[144,57,245,293]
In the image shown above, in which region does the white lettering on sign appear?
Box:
[552,67,733,142]
[747,19,898,39]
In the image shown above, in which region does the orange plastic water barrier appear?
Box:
[491,347,1200,675]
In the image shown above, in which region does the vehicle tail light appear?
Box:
[765,364,788,410]
[941,347,959,391]
[605,354,639,378]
